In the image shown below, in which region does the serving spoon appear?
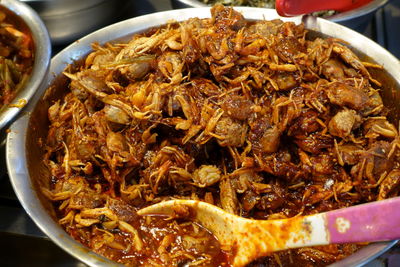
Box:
[138,197,400,266]
[275,0,373,17]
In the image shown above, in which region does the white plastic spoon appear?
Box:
[138,197,400,266]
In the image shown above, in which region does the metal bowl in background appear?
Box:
[329,0,389,29]
[171,0,206,8]
[0,0,51,131]
[20,0,131,45]
[171,0,390,30]
[6,7,400,267]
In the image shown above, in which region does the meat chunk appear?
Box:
[273,72,299,91]
[303,185,333,206]
[247,20,283,37]
[70,79,89,101]
[157,51,183,84]
[88,49,115,69]
[249,116,282,154]
[256,191,284,211]
[288,110,322,137]
[361,89,383,116]
[69,191,103,210]
[294,133,333,154]
[211,4,246,31]
[108,199,138,223]
[326,82,369,110]
[332,43,369,77]
[221,95,253,120]
[104,104,131,125]
[322,59,346,81]
[309,153,335,176]
[48,101,60,123]
[259,125,281,154]
[274,36,305,63]
[234,171,263,193]
[191,78,222,97]
[242,190,259,212]
[262,150,304,182]
[335,143,362,166]
[192,165,221,187]
[106,132,128,152]
[76,69,112,95]
[352,141,394,184]
[120,57,153,80]
[368,141,395,178]
[328,109,361,138]
[215,116,247,147]
[75,140,96,160]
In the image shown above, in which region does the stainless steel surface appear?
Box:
[329,0,389,22]
[171,0,389,28]
[171,0,206,8]
[21,0,114,14]
[21,0,131,45]
[6,6,400,267]
[332,0,389,29]
[0,0,51,130]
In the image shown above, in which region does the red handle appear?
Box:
[276,0,373,17]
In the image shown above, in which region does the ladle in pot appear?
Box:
[275,0,373,16]
[138,197,400,266]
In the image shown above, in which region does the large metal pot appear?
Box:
[6,7,400,267]
[0,0,51,131]
[20,0,130,45]
[171,0,389,29]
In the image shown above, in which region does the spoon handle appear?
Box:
[275,0,373,17]
[323,197,400,244]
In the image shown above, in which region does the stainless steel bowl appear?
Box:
[0,0,51,130]
[6,7,400,267]
[171,0,389,29]
[20,0,130,45]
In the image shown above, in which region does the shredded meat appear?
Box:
[40,5,400,267]
[0,7,34,107]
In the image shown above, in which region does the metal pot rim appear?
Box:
[170,0,389,22]
[0,0,51,130]
[6,7,399,267]
[329,0,389,22]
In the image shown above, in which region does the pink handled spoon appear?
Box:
[275,0,373,17]
[138,197,400,267]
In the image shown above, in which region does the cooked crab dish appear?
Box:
[41,5,400,266]
[0,6,33,107]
